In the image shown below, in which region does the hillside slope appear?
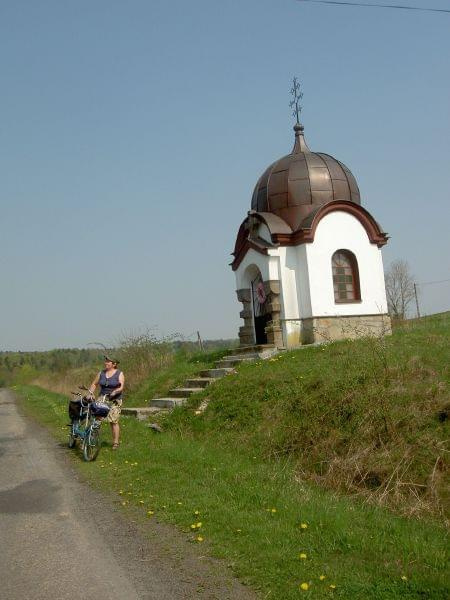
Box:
[164,313,449,519]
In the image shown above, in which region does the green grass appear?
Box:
[165,312,449,519]
[126,348,230,406]
[15,373,449,599]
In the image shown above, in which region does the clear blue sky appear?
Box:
[1,0,449,351]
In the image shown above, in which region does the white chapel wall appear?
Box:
[304,211,388,317]
[235,248,280,290]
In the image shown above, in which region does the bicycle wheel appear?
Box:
[83,424,101,461]
[68,421,78,448]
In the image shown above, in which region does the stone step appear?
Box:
[233,344,275,354]
[121,407,166,420]
[215,357,256,369]
[184,377,214,389]
[168,387,204,398]
[148,398,187,409]
[223,353,261,361]
[199,367,235,379]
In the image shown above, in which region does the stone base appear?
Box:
[301,314,392,345]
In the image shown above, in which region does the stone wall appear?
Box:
[301,314,392,345]
[236,280,283,348]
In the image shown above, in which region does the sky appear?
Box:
[1,0,449,351]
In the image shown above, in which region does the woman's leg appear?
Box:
[111,422,120,447]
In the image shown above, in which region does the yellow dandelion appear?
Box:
[236,529,242,533]
[118,490,124,495]
[196,522,202,528]
[177,502,183,505]
[147,510,154,516]
[300,523,308,530]
[299,582,309,591]
[401,575,408,581]
[139,500,144,505]
[271,508,277,513]
[194,510,200,515]
[299,553,307,560]
[121,501,127,506]
[190,524,197,530]
[329,584,336,589]
[319,575,326,581]
[196,535,204,542]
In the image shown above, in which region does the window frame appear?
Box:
[331,249,361,304]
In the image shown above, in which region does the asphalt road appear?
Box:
[0,389,256,600]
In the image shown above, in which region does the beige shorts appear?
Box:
[106,399,122,424]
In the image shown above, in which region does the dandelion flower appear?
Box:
[194,510,200,515]
[401,575,408,581]
[271,508,277,513]
[319,575,326,581]
[190,524,197,530]
[196,522,202,528]
[177,502,183,505]
[118,490,124,495]
[299,553,307,560]
[139,500,144,505]
[299,582,309,591]
[147,510,154,516]
[196,535,204,542]
[329,584,336,589]
[300,523,308,530]
[121,501,127,506]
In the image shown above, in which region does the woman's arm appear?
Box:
[89,372,100,394]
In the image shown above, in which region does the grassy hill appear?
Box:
[13,313,449,599]
[162,312,449,520]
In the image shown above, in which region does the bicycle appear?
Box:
[68,387,110,461]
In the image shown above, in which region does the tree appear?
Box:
[385,260,415,320]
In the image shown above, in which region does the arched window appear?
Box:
[332,250,361,303]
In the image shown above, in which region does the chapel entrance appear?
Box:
[251,274,270,344]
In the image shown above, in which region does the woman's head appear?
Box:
[103,355,119,369]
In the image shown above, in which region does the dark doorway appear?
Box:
[254,314,270,344]
[251,274,270,345]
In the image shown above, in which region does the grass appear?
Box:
[165,312,449,519]
[15,374,449,599]
[125,348,230,407]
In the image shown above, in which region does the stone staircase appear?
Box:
[122,344,278,420]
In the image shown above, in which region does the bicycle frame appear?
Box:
[69,390,104,460]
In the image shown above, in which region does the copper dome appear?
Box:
[251,124,361,232]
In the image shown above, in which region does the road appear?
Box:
[0,389,256,600]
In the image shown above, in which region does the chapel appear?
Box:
[231,120,391,348]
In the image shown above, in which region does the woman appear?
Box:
[89,356,125,450]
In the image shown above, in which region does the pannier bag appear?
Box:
[91,401,110,417]
[69,399,82,420]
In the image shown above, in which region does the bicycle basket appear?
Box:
[91,401,110,417]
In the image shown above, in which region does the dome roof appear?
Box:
[251,124,361,231]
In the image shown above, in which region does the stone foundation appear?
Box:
[301,314,392,345]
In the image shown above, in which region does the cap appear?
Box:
[103,355,120,365]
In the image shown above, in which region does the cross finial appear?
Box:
[289,77,303,124]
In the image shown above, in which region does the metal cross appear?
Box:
[289,77,303,124]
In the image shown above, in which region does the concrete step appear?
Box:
[168,387,204,398]
[184,377,214,389]
[199,367,235,379]
[148,397,187,409]
[121,407,166,420]
[215,357,256,369]
[232,344,275,355]
[223,353,261,361]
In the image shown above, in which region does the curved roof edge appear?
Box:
[231,201,388,271]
